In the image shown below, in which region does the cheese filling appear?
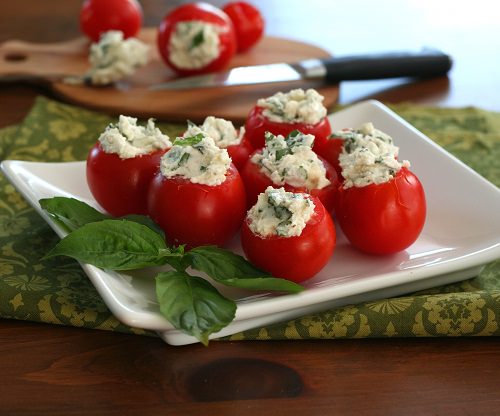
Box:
[98,115,171,159]
[183,116,245,148]
[247,186,315,238]
[84,31,149,85]
[169,20,221,69]
[160,134,231,186]
[251,131,331,190]
[338,122,410,188]
[257,88,327,124]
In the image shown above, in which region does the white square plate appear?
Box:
[3,100,500,345]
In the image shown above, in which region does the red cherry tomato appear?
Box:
[244,106,332,150]
[222,1,264,52]
[241,150,338,211]
[225,135,254,170]
[147,164,246,249]
[86,143,167,217]
[335,167,426,255]
[80,0,143,42]
[313,134,344,180]
[157,2,237,76]
[241,195,336,282]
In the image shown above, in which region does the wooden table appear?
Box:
[2,1,500,414]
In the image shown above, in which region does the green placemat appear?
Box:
[1,96,499,340]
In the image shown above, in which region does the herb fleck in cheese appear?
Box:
[160,134,231,186]
[251,131,331,190]
[82,31,149,85]
[338,122,410,188]
[99,115,171,159]
[247,187,315,237]
[257,88,327,124]
[183,116,244,148]
[169,21,222,69]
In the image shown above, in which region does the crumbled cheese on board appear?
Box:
[183,116,244,148]
[338,122,410,188]
[82,31,149,85]
[98,115,171,159]
[257,88,327,124]
[160,134,231,185]
[251,131,331,190]
[247,186,315,237]
[169,21,221,69]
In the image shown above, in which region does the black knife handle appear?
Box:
[322,49,452,82]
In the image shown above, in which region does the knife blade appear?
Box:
[150,49,452,90]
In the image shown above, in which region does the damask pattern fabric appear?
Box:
[0,96,499,340]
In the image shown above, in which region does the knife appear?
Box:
[150,48,452,90]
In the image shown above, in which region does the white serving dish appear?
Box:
[2,100,500,345]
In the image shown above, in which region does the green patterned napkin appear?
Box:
[1,96,499,340]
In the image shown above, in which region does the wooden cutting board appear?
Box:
[0,28,338,123]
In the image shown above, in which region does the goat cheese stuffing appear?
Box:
[98,115,171,159]
[84,31,149,85]
[169,21,222,69]
[257,88,327,125]
[338,122,410,189]
[160,134,231,186]
[251,131,331,190]
[247,187,315,238]
[183,116,245,148]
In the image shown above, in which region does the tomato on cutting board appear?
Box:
[241,187,336,282]
[80,0,143,42]
[222,1,265,52]
[157,2,237,76]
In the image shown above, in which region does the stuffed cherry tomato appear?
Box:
[222,1,264,52]
[157,2,237,76]
[80,0,143,42]
[86,116,171,217]
[183,116,254,170]
[147,134,246,249]
[334,122,426,254]
[241,130,338,211]
[241,187,335,282]
[244,88,332,150]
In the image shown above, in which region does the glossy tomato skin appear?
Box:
[157,2,237,76]
[222,1,264,52]
[335,167,426,255]
[240,150,338,212]
[226,136,254,170]
[147,164,246,249]
[241,195,335,282]
[244,106,332,150]
[86,142,167,217]
[80,0,143,42]
[314,134,344,180]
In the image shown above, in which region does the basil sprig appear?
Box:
[40,197,303,345]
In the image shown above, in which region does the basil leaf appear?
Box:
[190,30,205,50]
[121,214,164,237]
[187,246,304,293]
[156,270,236,345]
[173,133,204,146]
[39,197,109,232]
[44,219,170,270]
